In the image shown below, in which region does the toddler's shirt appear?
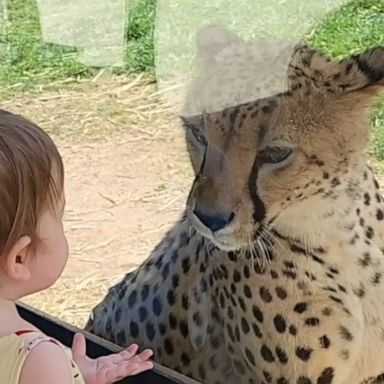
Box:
[0,329,85,384]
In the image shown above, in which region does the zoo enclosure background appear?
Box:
[1,0,384,158]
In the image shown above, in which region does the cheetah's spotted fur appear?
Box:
[85,26,384,384]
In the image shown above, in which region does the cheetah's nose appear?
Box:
[193,209,235,232]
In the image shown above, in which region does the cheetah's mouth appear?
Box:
[189,210,273,252]
[189,213,251,251]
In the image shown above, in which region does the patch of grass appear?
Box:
[0,0,156,97]
[125,0,156,74]
[308,0,384,58]
[307,0,384,159]
[0,0,94,94]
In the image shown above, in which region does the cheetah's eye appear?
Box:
[257,146,293,164]
[190,127,207,146]
[181,115,207,146]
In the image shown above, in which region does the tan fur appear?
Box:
[85,26,384,384]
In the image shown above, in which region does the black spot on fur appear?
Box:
[244,285,252,298]
[146,322,156,341]
[161,262,170,281]
[261,345,275,362]
[179,320,188,338]
[339,326,353,341]
[167,289,176,306]
[260,287,273,302]
[305,317,320,327]
[297,377,312,384]
[238,297,247,312]
[295,347,313,361]
[138,306,148,322]
[252,322,263,338]
[276,286,288,299]
[329,295,343,305]
[164,338,174,355]
[227,324,236,343]
[241,317,250,334]
[365,226,374,239]
[168,314,177,329]
[317,367,334,384]
[359,252,371,267]
[331,177,341,187]
[322,307,332,316]
[233,270,241,283]
[372,272,382,285]
[116,330,126,345]
[270,270,278,279]
[152,296,163,316]
[282,270,297,279]
[320,335,331,348]
[114,308,122,323]
[275,346,289,364]
[181,353,191,366]
[130,321,139,338]
[273,314,287,333]
[253,305,264,323]
[182,257,191,274]
[263,370,273,383]
[128,290,138,308]
[182,295,189,310]
[106,319,112,333]
[294,302,308,313]
[193,311,203,327]
[245,348,256,366]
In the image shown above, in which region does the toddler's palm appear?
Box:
[72,333,153,384]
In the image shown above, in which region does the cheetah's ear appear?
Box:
[195,25,243,69]
[287,45,384,98]
[326,47,384,96]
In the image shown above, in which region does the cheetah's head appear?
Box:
[182,25,384,251]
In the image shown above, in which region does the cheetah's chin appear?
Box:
[197,228,247,252]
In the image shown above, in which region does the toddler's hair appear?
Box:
[0,109,64,256]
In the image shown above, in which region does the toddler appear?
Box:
[0,109,153,384]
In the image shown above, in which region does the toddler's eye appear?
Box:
[258,146,293,164]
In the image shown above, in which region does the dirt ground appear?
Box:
[2,73,194,328]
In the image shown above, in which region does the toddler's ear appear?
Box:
[2,236,32,281]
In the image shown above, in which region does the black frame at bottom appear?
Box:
[17,302,201,384]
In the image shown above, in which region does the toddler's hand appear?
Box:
[71,333,153,384]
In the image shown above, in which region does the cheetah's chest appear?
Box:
[211,251,360,381]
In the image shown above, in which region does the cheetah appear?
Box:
[85,25,384,384]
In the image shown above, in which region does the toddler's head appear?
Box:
[0,109,67,300]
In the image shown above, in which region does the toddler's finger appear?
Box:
[71,333,87,357]
[119,344,139,360]
[136,349,153,361]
